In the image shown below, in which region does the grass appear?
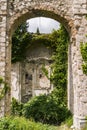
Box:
[0,116,72,130]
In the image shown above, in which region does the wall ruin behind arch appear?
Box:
[11,40,54,103]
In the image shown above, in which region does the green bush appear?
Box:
[0,116,58,130]
[23,93,71,125]
[11,97,24,116]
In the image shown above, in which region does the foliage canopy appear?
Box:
[12,23,32,63]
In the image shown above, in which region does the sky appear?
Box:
[27,17,60,34]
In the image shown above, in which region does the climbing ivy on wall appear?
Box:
[0,77,10,101]
[50,25,69,106]
[41,65,49,79]
[30,34,56,50]
[80,42,87,75]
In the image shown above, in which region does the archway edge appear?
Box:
[8,3,75,114]
[8,4,74,36]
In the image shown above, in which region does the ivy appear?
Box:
[0,77,3,84]
[50,25,69,106]
[29,34,55,51]
[80,42,87,75]
[0,77,10,101]
[42,65,49,79]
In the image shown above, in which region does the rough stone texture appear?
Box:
[0,0,7,117]
[11,43,53,103]
[0,0,87,129]
[72,15,87,129]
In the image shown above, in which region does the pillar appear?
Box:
[72,0,87,128]
[0,0,8,117]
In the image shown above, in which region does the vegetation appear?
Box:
[23,94,71,125]
[64,116,73,128]
[12,24,57,63]
[80,42,87,75]
[0,77,10,101]
[82,123,87,130]
[36,27,40,34]
[0,116,73,130]
[11,23,71,126]
[0,116,58,130]
[41,65,49,79]
[12,23,32,63]
[50,25,69,106]
[11,97,24,116]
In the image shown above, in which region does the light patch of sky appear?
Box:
[27,17,60,34]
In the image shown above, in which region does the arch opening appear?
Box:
[9,9,73,37]
[7,8,74,121]
[27,17,60,34]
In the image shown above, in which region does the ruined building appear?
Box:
[11,41,53,103]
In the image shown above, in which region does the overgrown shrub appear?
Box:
[23,93,71,125]
[11,97,23,116]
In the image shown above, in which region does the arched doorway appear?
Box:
[1,0,76,127]
[7,7,73,115]
[1,0,87,129]
[10,16,72,125]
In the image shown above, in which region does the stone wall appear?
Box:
[8,0,73,34]
[0,0,87,129]
[72,16,87,129]
[72,0,87,129]
[0,0,7,117]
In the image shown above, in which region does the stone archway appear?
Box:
[0,0,87,129]
[8,9,74,127]
[8,7,74,111]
